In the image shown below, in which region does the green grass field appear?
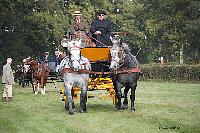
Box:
[0,81,200,133]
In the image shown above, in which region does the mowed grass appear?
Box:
[0,81,200,133]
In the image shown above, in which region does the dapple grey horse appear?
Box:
[109,37,141,111]
[60,39,91,115]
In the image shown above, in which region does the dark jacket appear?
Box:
[90,19,114,47]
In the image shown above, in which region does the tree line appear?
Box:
[0,0,199,69]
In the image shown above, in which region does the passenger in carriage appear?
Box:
[69,11,90,40]
[90,10,114,47]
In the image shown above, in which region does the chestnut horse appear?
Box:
[25,58,49,94]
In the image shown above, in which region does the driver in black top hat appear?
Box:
[90,10,114,47]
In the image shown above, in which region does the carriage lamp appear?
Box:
[52,40,56,46]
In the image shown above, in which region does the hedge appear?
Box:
[140,64,200,83]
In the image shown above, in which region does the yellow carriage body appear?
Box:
[81,47,110,62]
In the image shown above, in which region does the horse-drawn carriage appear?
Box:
[59,32,141,114]
[14,63,34,88]
[60,46,116,102]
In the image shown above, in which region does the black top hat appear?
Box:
[97,10,107,15]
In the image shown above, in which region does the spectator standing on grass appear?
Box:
[2,58,15,102]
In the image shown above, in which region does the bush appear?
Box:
[140,64,200,83]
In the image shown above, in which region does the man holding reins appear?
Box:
[90,10,115,47]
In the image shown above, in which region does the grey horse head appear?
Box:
[67,39,82,70]
[110,38,139,70]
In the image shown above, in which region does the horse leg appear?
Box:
[68,88,75,115]
[79,86,87,113]
[71,89,75,109]
[35,80,39,94]
[64,84,69,111]
[130,81,137,112]
[43,86,46,94]
[115,82,123,110]
[31,78,35,93]
[41,77,45,94]
[43,79,47,95]
[43,72,48,94]
[64,81,74,115]
[64,96,73,111]
[122,86,129,110]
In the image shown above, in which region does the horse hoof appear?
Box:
[65,107,69,111]
[69,111,75,115]
[122,105,128,110]
[79,110,84,113]
[79,109,87,113]
[131,109,136,112]
[65,104,69,110]
[116,105,121,110]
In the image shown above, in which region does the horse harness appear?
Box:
[111,46,141,74]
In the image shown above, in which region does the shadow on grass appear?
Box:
[87,103,117,113]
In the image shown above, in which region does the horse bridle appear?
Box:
[110,46,126,69]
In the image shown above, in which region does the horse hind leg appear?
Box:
[68,95,75,115]
[79,84,88,113]
[31,79,35,93]
[64,96,74,111]
[41,83,46,95]
[71,89,75,109]
[41,78,46,95]
[79,92,87,113]
[41,86,46,95]
[122,86,129,110]
[64,82,75,115]
[115,83,123,110]
[130,82,137,112]
[34,82,39,94]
